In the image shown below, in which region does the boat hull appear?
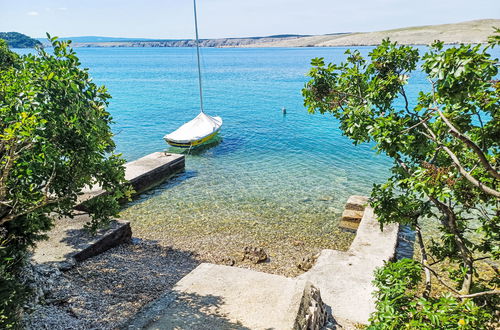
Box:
[165,128,220,148]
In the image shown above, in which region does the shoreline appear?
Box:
[30,19,499,49]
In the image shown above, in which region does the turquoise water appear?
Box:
[79,47,395,198]
[81,48,392,221]
[13,46,499,273]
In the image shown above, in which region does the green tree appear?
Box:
[303,32,499,328]
[0,40,18,70]
[0,36,130,327]
[0,32,42,49]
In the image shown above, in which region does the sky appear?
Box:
[1,0,499,39]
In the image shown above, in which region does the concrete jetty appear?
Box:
[32,152,185,268]
[77,152,184,207]
[300,206,399,325]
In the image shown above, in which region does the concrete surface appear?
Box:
[300,206,399,325]
[125,152,185,195]
[125,263,321,330]
[77,152,184,207]
[125,199,400,329]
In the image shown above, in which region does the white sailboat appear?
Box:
[164,0,222,148]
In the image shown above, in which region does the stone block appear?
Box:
[345,195,368,211]
[73,220,132,262]
[341,208,364,223]
[339,220,360,232]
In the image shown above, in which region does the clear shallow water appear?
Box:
[14,45,499,273]
[72,47,399,263]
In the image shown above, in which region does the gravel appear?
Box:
[22,239,199,329]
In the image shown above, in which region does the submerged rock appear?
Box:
[241,246,268,263]
[297,253,320,271]
[219,256,236,266]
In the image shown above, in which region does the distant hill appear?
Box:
[42,34,311,48]
[247,19,500,47]
[36,36,163,45]
[33,19,499,49]
[0,32,42,48]
[36,34,311,44]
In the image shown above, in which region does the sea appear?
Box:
[15,46,497,260]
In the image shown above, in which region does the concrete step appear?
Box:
[345,195,368,211]
[300,206,399,325]
[339,209,364,232]
[339,196,368,231]
[126,263,328,330]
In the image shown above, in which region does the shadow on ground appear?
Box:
[126,290,252,330]
[26,239,201,329]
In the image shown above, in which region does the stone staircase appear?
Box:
[339,195,368,231]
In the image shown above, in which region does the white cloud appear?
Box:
[27,11,39,16]
[58,7,68,11]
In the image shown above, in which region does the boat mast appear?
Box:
[193,0,204,113]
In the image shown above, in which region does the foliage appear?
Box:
[0,40,18,70]
[0,32,42,49]
[0,35,131,327]
[303,31,499,328]
[369,259,491,329]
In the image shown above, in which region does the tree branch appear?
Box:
[437,109,500,180]
[417,261,461,296]
[0,195,65,226]
[416,224,432,298]
[440,145,500,198]
[458,290,500,299]
[419,121,500,198]
[401,112,434,133]
[427,195,475,294]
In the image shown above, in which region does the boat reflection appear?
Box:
[166,135,223,155]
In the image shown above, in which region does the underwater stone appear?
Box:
[242,246,268,263]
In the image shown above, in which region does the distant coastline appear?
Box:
[35,19,499,48]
